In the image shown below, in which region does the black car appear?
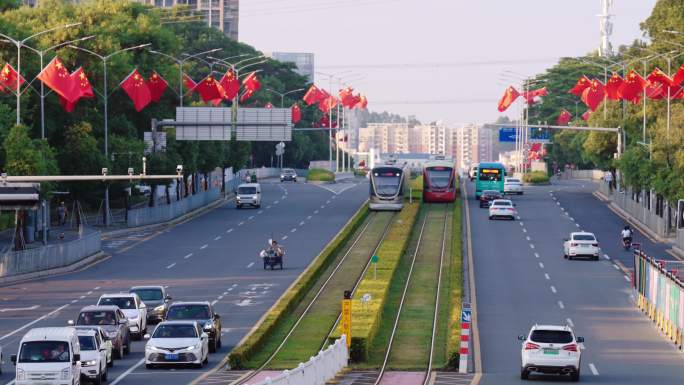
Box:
[165,302,222,352]
[479,190,503,208]
[280,168,298,182]
[73,305,131,359]
[130,285,172,323]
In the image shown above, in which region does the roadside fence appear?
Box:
[0,230,101,278]
[633,249,684,350]
[127,188,221,227]
[245,335,349,385]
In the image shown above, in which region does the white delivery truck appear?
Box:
[11,327,81,385]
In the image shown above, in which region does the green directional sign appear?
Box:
[371,255,379,263]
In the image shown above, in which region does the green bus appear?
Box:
[475,162,506,198]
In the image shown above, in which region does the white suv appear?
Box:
[97,293,147,339]
[76,329,108,385]
[563,232,600,261]
[519,324,583,381]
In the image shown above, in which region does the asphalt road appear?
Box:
[0,178,367,385]
[469,179,684,384]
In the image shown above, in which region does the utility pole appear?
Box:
[599,0,614,57]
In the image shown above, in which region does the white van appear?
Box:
[11,327,81,385]
[236,183,261,209]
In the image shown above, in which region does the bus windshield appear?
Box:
[478,168,502,182]
[427,168,452,189]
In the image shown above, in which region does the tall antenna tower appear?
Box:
[599,0,614,57]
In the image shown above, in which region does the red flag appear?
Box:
[265,102,274,109]
[581,79,605,112]
[303,84,325,105]
[219,69,240,100]
[120,69,152,112]
[0,63,26,91]
[318,113,337,128]
[59,67,94,113]
[582,110,591,121]
[673,63,684,86]
[605,73,624,101]
[647,67,674,90]
[146,71,168,103]
[357,94,368,109]
[556,109,572,126]
[183,74,197,93]
[291,103,301,123]
[339,87,356,107]
[347,94,361,109]
[645,81,665,100]
[239,88,254,103]
[37,57,79,102]
[195,75,226,102]
[618,70,646,104]
[242,71,261,92]
[318,95,338,113]
[569,76,591,96]
[497,86,520,112]
[521,87,548,104]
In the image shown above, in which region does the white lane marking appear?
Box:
[214,236,222,241]
[71,299,78,303]
[556,202,560,206]
[516,216,521,220]
[274,200,280,204]
[299,221,305,226]
[560,207,565,211]
[184,253,193,259]
[227,288,234,292]
[320,205,325,209]
[86,291,93,295]
[267,205,272,209]
[247,262,255,268]
[258,210,264,214]
[570,217,575,221]
[603,254,610,260]
[227,229,233,233]
[589,363,599,376]
[566,318,574,327]
[232,283,238,287]
[291,228,297,233]
[282,196,286,200]
[522,228,527,233]
[0,305,40,312]
[79,295,86,299]
[282,235,288,240]
[248,215,254,220]
[539,262,544,269]
[307,215,312,220]
[530,244,535,249]
[519,222,524,226]
[544,273,550,280]
[218,295,224,300]
[110,358,145,385]
[93,286,101,290]
[558,301,565,309]
[238,221,245,226]
[575,223,580,228]
[624,275,631,282]
[550,286,557,294]
[211,300,218,305]
[0,304,69,341]
[166,263,176,269]
[200,244,208,250]
[314,210,319,214]
[326,200,331,204]
[534,252,540,258]
[526,236,531,241]
[613,264,620,270]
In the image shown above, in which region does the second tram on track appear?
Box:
[369,164,408,211]
[422,160,457,203]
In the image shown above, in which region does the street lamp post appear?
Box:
[147,48,221,106]
[0,22,81,125]
[68,43,150,226]
[265,88,305,108]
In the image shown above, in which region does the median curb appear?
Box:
[0,251,108,287]
[592,190,668,244]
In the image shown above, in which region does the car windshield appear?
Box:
[493,201,512,207]
[427,168,452,189]
[530,330,573,344]
[166,305,210,320]
[78,336,97,351]
[19,341,70,363]
[153,324,198,339]
[479,168,503,181]
[99,297,135,309]
[283,169,295,175]
[78,311,117,326]
[573,234,596,241]
[131,288,163,301]
[238,187,257,194]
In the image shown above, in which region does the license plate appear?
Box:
[580,244,590,248]
[543,348,559,355]
[165,353,179,360]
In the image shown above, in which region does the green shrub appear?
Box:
[228,204,369,369]
[330,203,420,361]
[307,168,335,182]
[354,169,368,177]
[523,171,550,184]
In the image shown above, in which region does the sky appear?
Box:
[240,0,658,125]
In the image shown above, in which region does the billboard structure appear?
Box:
[171,107,292,142]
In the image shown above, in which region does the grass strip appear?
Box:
[307,168,335,182]
[444,197,463,369]
[331,202,420,361]
[265,212,395,369]
[228,203,369,369]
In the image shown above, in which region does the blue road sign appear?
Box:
[499,127,517,142]
[461,308,472,323]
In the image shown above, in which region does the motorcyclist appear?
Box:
[621,225,633,244]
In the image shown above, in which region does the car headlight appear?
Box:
[61,367,70,380]
[146,345,162,351]
[185,342,201,350]
[154,305,165,312]
[16,368,25,381]
[83,360,98,367]
[280,174,284,178]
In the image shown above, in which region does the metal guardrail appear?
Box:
[127,188,222,227]
[0,230,101,278]
[633,249,684,350]
[245,336,348,385]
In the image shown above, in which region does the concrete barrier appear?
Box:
[127,188,221,227]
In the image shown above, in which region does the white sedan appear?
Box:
[563,232,601,260]
[519,324,583,381]
[488,199,517,220]
[145,321,209,369]
[504,177,523,194]
[97,293,148,339]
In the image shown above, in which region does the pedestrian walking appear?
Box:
[58,202,67,226]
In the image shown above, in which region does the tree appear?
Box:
[3,124,57,175]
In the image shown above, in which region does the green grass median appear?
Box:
[307,168,335,182]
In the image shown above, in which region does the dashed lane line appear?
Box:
[613,264,620,270]
[211,300,218,306]
[534,252,540,258]
[226,229,233,234]
[299,221,305,226]
[589,363,599,376]
[166,263,176,269]
[566,318,574,327]
[248,216,254,220]
[184,253,193,259]
[624,275,631,282]
[603,254,610,260]
[314,210,319,214]
[214,236,222,241]
[258,210,264,214]
[0,304,70,341]
[522,228,527,233]
[274,200,280,204]
[558,301,565,309]
[291,228,297,233]
[530,244,535,249]
[110,358,145,385]
[238,222,245,226]
[281,235,288,240]
[539,262,544,269]
[307,215,312,220]
[247,262,255,269]
[526,236,531,241]
[544,273,550,280]
[550,286,557,294]
[200,244,208,250]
